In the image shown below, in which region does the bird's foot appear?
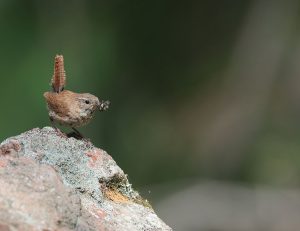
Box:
[67,131,91,143]
[67,131,82,139]
[53,127,68,138]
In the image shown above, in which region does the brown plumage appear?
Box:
[44,55,110,138]
[51,55,66,93]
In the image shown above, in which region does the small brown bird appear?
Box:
[44,55,110,138]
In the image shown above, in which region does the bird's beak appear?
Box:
[98,100,110,111]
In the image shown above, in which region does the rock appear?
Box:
[0,127,171,231]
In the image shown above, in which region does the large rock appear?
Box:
[0,127,171,231]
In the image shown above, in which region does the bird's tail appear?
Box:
[51,54,66,93]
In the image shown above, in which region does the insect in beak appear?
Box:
[99,100,110,111]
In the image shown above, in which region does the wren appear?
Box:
[44,55,110,138]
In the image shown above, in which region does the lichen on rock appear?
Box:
[0,127,171,231]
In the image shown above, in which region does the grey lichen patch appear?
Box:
[1,127,121,203]
[1,127,152,208]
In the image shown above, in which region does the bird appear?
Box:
[43,55,110,139]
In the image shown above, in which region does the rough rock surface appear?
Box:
[0,127,171,231]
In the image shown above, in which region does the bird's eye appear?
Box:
[85,100,90,104]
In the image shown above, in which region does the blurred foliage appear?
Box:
[1,0,299,194]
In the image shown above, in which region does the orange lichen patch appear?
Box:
[103,188,131,204]
[85,149,102,167]
[99,174,153,208]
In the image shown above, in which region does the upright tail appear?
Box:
[51,55,66,93]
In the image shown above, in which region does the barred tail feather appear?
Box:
[51,55,66,93]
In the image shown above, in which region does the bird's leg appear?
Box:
[70,127,91,142]
[71,127,84,139]
[49,117,67,138]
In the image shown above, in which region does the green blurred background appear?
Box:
[1,1,300,229]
